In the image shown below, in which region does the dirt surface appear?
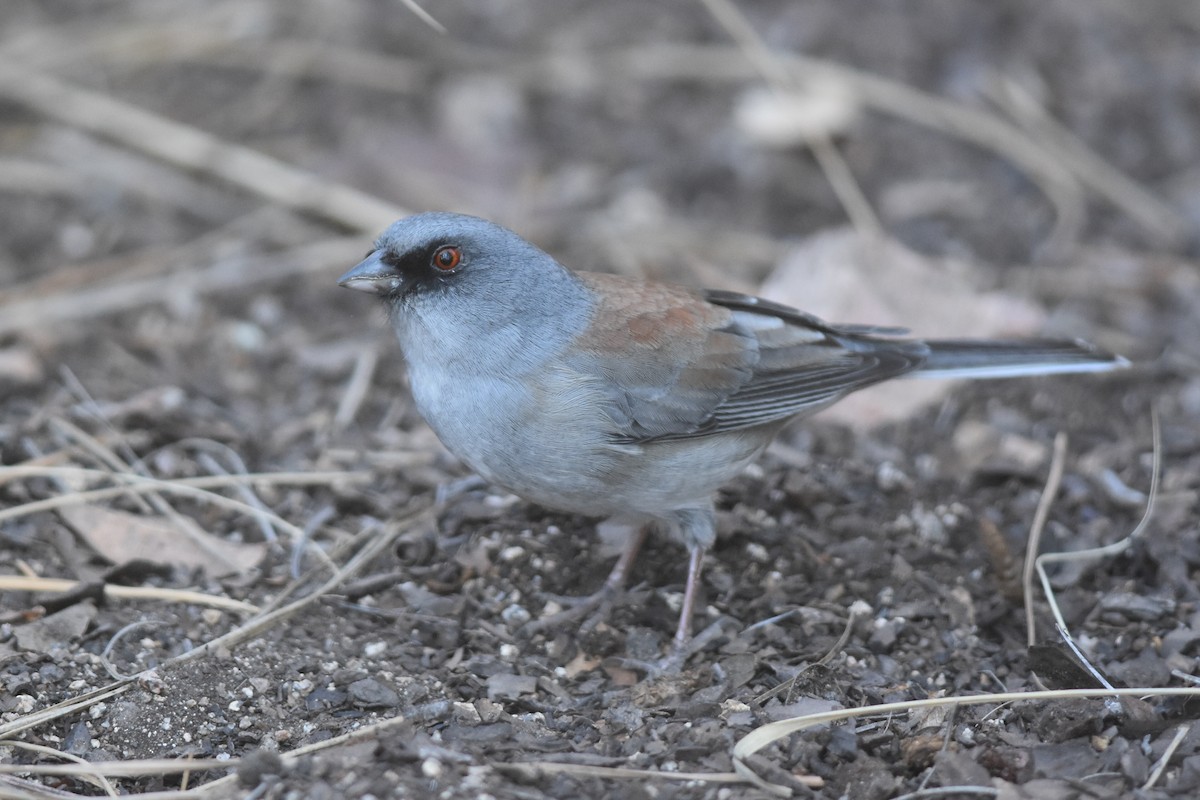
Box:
[2,1,1200,798]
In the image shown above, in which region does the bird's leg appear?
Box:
[434,475,488,507]
[650,543,707,673]
[673,544,705,651]
[667,506,715,658]
[602,522,651,594]
[619,507,716,675]
[522,521,649,636]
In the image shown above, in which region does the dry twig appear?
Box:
[698,0,882,239]
[0,506,425,743]
[607,43,1191,246]
[0,63,405,233]
[1033,412,1161,635]
[0,576,258,614]
[1023,432,1068,647]
[732,687,1200,796]
[0,237,362,336]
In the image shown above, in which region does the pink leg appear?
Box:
[672,545,705,651]
[604,523,649,592]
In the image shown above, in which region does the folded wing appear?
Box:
[571,277,928,443]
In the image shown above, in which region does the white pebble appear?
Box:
[499,546,526,563]
[501,604,532,627]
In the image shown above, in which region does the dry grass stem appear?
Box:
[0,758,235,779]
[990,75,1185,249]
[0,12,431,93]
[100,621,170,680]
[1023,432,1068,647]
[334,345,380,430]
[1144,724,1191,790]
[321,448,436,470]
[499,761,750,786]
[0,741,119,797]
[51,417,256,563]
[0,508,425,743]
[0,238,364,336]
[754,607,860,705]
[398,0,448,35]
[0,576,259,614]
[0,683,133,742]
[1055,623,1116,693]
[49,418,154,513]
[0,63,404,233]
[610,43,1190,246]
[1034,411,1161,634]
[171,707,439,797]
[732,687,1200,796]
[168,510,421,668]
[0,467,365,573]
[698,0,881,240]
[1,773,92,799]
[196,453,276,543]
[808,135,883,238]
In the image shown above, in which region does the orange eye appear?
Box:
[432,245,461,271]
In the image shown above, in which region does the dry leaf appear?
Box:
[563,651,602,679]
[60,505,266,577]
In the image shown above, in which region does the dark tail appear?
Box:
[913,338,1129,379]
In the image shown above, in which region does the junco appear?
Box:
[339,212,1127,667]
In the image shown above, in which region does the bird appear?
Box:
[338,211,1128,669]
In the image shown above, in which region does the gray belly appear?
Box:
[410,368,775,518]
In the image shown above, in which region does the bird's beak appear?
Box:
[337,252,402,295]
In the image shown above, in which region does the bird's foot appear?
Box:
[521,585,624,638]
[609,648,694,680]
[522,521,650,639]
[434,475,488,507]
[609,619,729,677]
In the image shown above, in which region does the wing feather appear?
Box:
[570,277,928,443]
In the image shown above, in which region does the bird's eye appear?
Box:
[432,245,462,271]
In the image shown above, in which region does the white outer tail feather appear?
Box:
[912,355,1130,380]
[905,337,1130,381]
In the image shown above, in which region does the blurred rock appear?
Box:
[1098,592,1176,623]
[13,602,96,654]
[436,74,528,158]
[0,345,44,388]
[735,80,860,149]
[348,678,400,708]
[952,420,1049,477]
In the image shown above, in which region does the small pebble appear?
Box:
[876,461,912,492]
[499,546,526,562]
[501,604,531,627]
[745,542,770,563]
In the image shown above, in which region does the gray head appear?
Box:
[338,212,593,369]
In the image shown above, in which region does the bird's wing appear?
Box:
[571,275,927,443]
[702,289,928,434]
